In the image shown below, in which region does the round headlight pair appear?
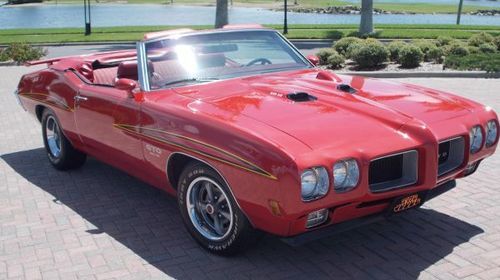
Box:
[486,120,498,147]
[333,159,360,192]
[301,167,329,201]
[469,126,483,154]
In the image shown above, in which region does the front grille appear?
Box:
[369,150,418,193]
[438,137,465,177]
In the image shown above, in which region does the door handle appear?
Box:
[74,95,88,102]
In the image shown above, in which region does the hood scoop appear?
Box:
[287,92,317,102]
[337,84,357,94]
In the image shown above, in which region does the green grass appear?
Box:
[40,0,497,14]
[0,24,499,44]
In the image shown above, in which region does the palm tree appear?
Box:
[215,0,229,28]
[359,0,374,35]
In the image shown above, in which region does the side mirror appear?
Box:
[115,78,137,96]
[306,55,320,66]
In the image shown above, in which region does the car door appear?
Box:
[74,84,145,172]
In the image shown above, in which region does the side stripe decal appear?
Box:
[114,124,277,180]
[19,93,73,112]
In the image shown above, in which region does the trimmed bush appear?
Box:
[436,36,454,46]
[493,36,500,51]
[467,46,481,55]
[445,43,470,57]
[468,32,494,47]
[364,38,384,46]
[413,40,437,61]
[387,41,408,62]
[0,49,9,62]
[426,46,445,63]
[326,53,345,69]
[414,40,437,52]
[478,43,497,54]
[351,43,389,69]
[316,48,338,65]
[444,53,500,73]
[333,37,363,55]
[344,41,365,59]
[399,45,424,68]
[3,43,46,64]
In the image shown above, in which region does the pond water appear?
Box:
[0,4,499,29]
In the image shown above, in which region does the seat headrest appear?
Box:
[78,62,94,82]
[117,61,139,81]
[116,60,154,81]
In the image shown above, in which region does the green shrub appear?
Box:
[3,43,46,64]
[345,41,365,59]
[399,45,424,68]
[445,42,470,57]
[468,32,494,47]
[316,48,338,65]
[364,38,384,46]
[333,37,363,55]
[326,53,345,69]
[436,36,454,46]
[0,49,9,62]
[413,39,437,61]
[467,46,481,54]
[351,43,389,69]
[387,41,407,62]
[426,46,445,63]
[478,43,497,54]
[444,53,500,73]
[493,36,500,51]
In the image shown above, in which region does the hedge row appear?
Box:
[316,32,500,72]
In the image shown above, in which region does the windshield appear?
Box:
[144,30,311,89]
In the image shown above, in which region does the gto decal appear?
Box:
[145,143,163,157]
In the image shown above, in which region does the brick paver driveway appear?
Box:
[1,66,499,280]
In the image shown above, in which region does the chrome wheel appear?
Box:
[186,177,234,241]
[45,115,62,158]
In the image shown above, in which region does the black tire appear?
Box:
[177,162,260,255]
[41,109,86,170]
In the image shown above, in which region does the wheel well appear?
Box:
[35,105,46,122]
[167,153,197,189]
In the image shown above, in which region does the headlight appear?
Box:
[301,167,329,201]
[486,120,498,147]
[469,126,483,154]
[333,159,359,192]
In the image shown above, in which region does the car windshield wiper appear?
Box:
[161,77,218,87]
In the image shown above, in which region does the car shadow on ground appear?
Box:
[2,148,484,280]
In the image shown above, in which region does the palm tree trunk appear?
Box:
[359,0,374,35]
[215,0,229,28]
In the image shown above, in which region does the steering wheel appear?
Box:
[246,58,272,66]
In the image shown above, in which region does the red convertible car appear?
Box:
[15,26,498,254]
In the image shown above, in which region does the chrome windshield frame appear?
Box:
[136,41,151,91]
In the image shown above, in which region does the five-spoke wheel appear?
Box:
[41,109,86,170]
[177,162,260,255]
[45,115,62,158]
[186,177,234,241]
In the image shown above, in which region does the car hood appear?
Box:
[173,70,474,150]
